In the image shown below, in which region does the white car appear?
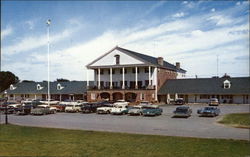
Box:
[96,104,114,114]
[128,105,143,116]
[110,104,128,115]
[113,100,129,106]
[65,103,82,112]
[138,101,152,106]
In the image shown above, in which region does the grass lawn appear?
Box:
[218,113,250,129]
[0,124,249,157]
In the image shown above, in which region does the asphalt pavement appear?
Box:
[1,104,249,140]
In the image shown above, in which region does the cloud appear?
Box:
[172,12,185,18]
[1,26,13,40]
[211,8,216,12]
[2,25,80,55]
[207,15,232,26]
[25,20,35,30]
[143,1,166,17]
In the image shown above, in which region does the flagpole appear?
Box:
[47,19,51,106]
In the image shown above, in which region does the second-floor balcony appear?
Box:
[88,85,155,90]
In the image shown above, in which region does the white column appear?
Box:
[98,68,101,89]
[35,94,37,100]
[135,67,138,89]
[122,67,125,89]
[155,67,158,101]
[110,68,113,89]
[86,69,89,88]
[148,66,151,86]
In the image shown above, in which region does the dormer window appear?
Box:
[57,83,64,90]
[37,84,43,90]
[10,84,16,90]
[114,54,120,65]
[223,80,231,89]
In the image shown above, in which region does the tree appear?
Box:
[56,78,70,82]
[22,80,35,83]
[0,71,19,92]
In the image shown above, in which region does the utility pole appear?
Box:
[47,19,51,106]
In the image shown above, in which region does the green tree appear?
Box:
[56,78,70,82]
[0,71,19,92]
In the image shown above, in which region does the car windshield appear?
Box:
[204,107,214,110]
[67,105,74,107]
[176,108,188,112]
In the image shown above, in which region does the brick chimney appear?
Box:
[176,62,180,70]
[157,57,164,66]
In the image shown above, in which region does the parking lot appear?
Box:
[1,104,249,140]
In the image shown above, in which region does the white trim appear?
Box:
[98,68,101,89]
[110,67,113,89]
[122,67,125,89]
[135,66,138,89]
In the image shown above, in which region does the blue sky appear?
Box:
[1,0,249,81]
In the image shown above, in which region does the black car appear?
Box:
[174,98,185,105]
[81,103,100,113]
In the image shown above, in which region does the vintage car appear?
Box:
[110,104,129,115]
[209,98,219,106]
[30,105,52,115]
[142,105,163,116]
[173,106,192,118]
[65,103,82,112]
[128,105,144,116]
[138,101,152,106]
[174,98,185,105]
[113,100,129,106]
[81,102,101,113]
[96,103,114,114]
[197,106,220,117]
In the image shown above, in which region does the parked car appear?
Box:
[81,103,101,113]
[197,106,220,117]
[128,105,144,116]
[113,100,129,106]
[173,106,192,118]
[209,98,219,106]
[30,105,51,115]
[174,98,185,105]
[110,104,129,115]
[138,101,152,106]
[142,105,163,116]
[65,103,82,112]
[96,103,114,114]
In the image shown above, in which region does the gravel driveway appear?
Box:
[1,104,249,140]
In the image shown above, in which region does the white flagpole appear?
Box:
[47,19,51,106]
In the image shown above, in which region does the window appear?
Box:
[37,84,43,90]
[108,69,115,74]
[145,68,149,73]
[200,95,210,99]
[223,80,231,89]
[10,84,16,90]
[120,68,127,74]
[100,69,104,75]
[57,83,64,90]
[114,54,120,65]
[91,93,96,100]
[132,67,140,73]
[140,93,145,100]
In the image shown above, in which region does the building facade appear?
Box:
[86,46,186,102]
[4,81,92,102]
[158,77,250,104]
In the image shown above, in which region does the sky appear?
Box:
[1,0,249,81]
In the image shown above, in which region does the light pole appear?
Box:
[47,19,51,106]
[4,90,8,124]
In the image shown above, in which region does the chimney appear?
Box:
[157,57,164,66]
[176,62,180,70]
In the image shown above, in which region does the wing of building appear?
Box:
[4,81,93,101]
[158,77,250,104]
[86,46,186,102]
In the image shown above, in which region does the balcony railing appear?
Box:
[88,85,155,90]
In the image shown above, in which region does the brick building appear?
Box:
[86,46,186,102]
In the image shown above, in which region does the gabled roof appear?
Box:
[4,81,94,95]
[87,46,186,73]
[158,77,250,95]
